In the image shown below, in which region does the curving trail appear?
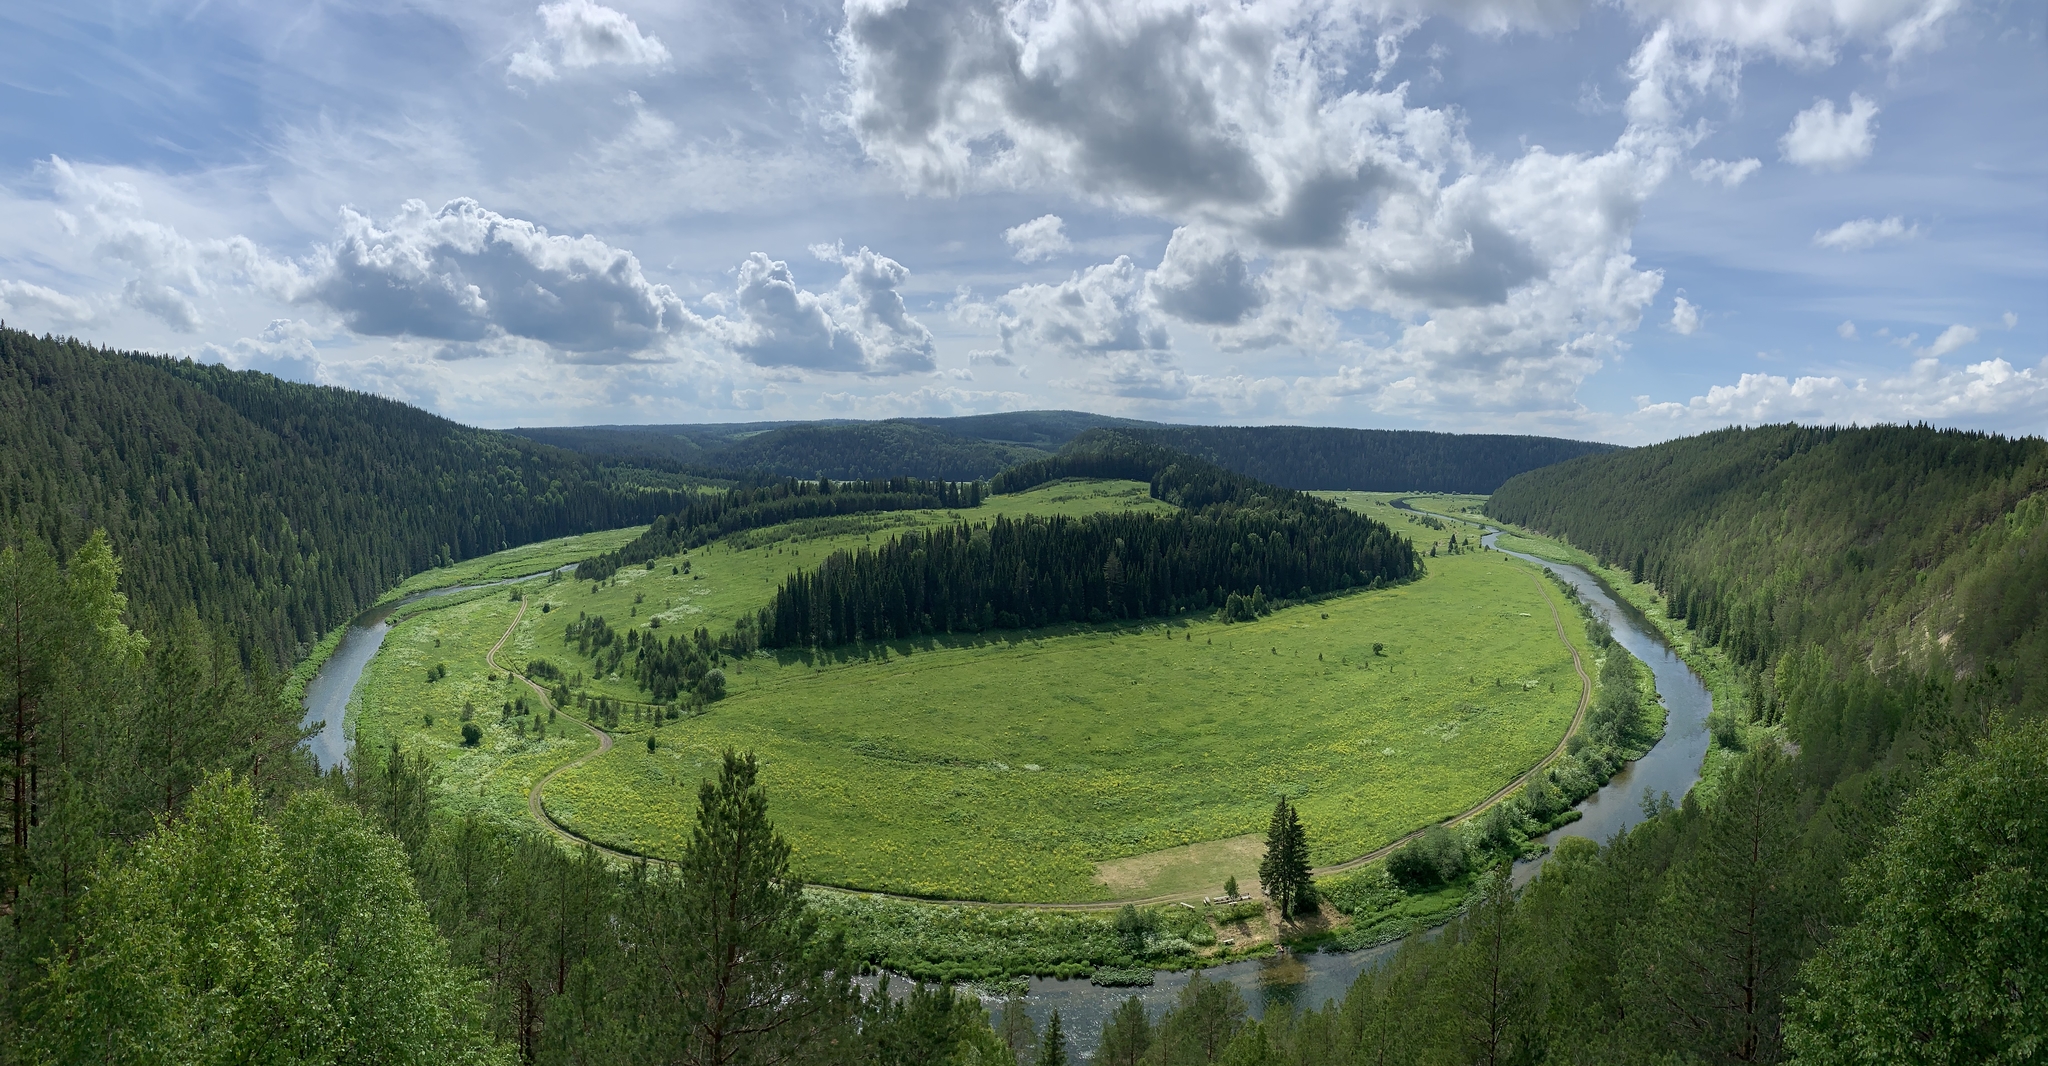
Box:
[504,554,1595,909]
[482,597,631,861]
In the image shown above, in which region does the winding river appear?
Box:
[301,537,1712,1054]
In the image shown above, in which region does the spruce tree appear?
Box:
[1034,1009,1067,1066]
[1259,796,1312,919]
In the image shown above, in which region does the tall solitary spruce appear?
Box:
[1259,795,1312,919]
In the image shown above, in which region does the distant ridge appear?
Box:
[513,414,1613,492]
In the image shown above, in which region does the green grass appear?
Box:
[352,589,599,831]
[379,526,652,603]
[545,548,1584,902]
[348,479,1173,825]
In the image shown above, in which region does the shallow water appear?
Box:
[298,568,568,771]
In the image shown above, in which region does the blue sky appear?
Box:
[0,0,2040,442]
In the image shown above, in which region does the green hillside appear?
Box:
[0,328,689,663]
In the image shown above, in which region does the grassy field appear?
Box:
[348,480,1172,829]
[545,547,1583,902]
[352,589,601,830]
[351,477,1587,905]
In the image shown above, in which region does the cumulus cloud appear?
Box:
[1813,215,1917,251]
[842,0,1689,415]
[1920,324,1976,357]
[1781,95,1880,170]
[992,256,1171,358]
[1148,227,1266,326]
[1838,320,1857,339]
[314,197,691,360]
[1636,355,2047,427]
[0,279,96,325]
[1690,157,1761,186]
[510,0,670,82]
[1002,215,1072,262]
[42,156,309,332]
[1669,296,1701,334]
[706,246,937,375]
[200,319,326,383]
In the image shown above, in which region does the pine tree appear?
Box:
[1094,996,1152,1066]
[620,749,856,1065]
[1258,796,1312,919]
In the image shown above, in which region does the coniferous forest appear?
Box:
[762,437,1417,646]
[0,332,2040,1065]
[0,329,689,665]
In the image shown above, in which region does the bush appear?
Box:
[1387,826,1468,890]
[460,723,482,747]
[702,668,726,700]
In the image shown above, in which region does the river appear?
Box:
[301,541,1712,1054]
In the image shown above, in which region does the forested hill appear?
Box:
[514,414,1606,491]
[1489,424,2048,706]
[0,329,687,664]
[1118,424,1615,493]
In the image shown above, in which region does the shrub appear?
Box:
[460,723,482,747]
[1387,826,1468,890]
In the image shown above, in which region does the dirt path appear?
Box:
[505,556,1594,910]
[482,597,630,860]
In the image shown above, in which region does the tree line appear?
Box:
[759,504,1415,647]
[574,475,985,583]
[0,328,689,666]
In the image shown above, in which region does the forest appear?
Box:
[751,433,1416,647]
[759,503,1416,647]
[1112,425,1615,494]
[0,328,689,665]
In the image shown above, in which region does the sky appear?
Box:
[0,0,2041,443]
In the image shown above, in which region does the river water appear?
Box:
[299,569,567,771]
[302,541,1712,1054]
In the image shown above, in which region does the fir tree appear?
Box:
[1258,796,1312,919]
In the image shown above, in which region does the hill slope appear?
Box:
[0,328,687,663]
[1488,423,2048,707]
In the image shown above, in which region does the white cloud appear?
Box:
[1621,0,1961,60]
[41,156,310,332]
[313,197,692,360]
[2003,312,2018,330]
[1635,355,2048,428]
[1669,295,1701,334]
[0,279,96,326]
[1690,157,1761,186]
[509,0,670,82]
[1781,95,1880,171]
[1002,215,1072,262]
[706,246,937,375]
[843,1,1688,417]
[199,319,327,383]
[1813,215,1917,251]
[1838,320,1857,339]
[992,256,1171,358]
[1920,324,1976,357]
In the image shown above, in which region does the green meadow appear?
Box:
[545,548,1582,903]
[353,477,1587,905]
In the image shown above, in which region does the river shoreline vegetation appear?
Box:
[0,345,2039,1066]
